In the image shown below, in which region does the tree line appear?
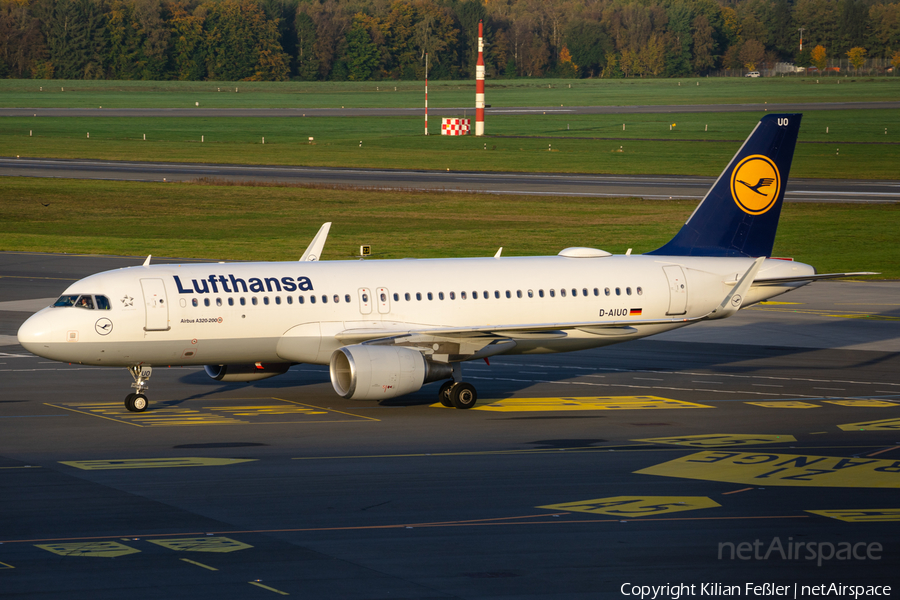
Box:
[2,0,899,82]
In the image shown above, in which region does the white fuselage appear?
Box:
[18,253,814,368]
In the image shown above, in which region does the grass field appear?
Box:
[3,110,898,178]
[2,77,899,108]
[1,78,896,270]
[1,178,896,277]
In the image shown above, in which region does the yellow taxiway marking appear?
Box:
[35,541,140,558]
[0,561,14,569]
[825,400,899,408]
[539,496,720,517]
[46,397,377,427]
[637,451,900,488]
[636,434,796,447]
[839,418,900,431]
[746,401,820,409]
[758,301,802,305]
[807,509,900,522]
[180,558,218,571]
[149,537,252,553]
[448,396,712,412]
[59,458,256,471]
[249,581,290,595]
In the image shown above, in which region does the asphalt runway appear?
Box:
[2,157,899,203]
[3,101,900,117]
[1,252,898,599]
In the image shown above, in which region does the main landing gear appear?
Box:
[438,381,477,409]
[125,365,152,412]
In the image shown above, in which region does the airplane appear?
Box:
[17,113,875,412]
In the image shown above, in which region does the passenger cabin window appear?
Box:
[416,292,422,301]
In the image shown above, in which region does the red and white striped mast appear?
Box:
[424,53,429,136]
[475,20,485,137]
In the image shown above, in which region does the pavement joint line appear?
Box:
[866,445,900,457]
[290,444,891,461]
[0,514,814,546]
[721,487,755,495]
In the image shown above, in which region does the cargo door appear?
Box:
[140,278,170,331]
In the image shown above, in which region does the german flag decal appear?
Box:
[630,308,643,316]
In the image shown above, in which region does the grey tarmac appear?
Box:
[1,252,898,599]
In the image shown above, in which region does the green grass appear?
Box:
[3,110,898,179]
[2,77,899,109]
[1,178,895,278]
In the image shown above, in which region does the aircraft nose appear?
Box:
[17,309,54,355]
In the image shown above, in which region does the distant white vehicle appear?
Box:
[745,71,760,77]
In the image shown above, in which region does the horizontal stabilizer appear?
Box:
[753,272,880,285]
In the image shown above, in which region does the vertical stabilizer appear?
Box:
[648,114,801,258]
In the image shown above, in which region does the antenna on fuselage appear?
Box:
[300,222,331,262]
[142,255,152,266]
[494,247,503,258]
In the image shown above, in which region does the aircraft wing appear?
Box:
[335,314,702,345]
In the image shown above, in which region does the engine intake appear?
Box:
[330,345,451,400]
[204,363,292,382]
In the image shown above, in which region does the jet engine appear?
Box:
[204,363,292,382]
[329,345,452,400]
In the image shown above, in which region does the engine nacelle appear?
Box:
[204,363,292,382]
[329,345,452,400]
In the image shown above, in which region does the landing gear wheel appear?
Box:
[125,393,149,412]
[438,381,455,407]
[450,382,477,409]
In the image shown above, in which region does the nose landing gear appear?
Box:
[125,365,152,412]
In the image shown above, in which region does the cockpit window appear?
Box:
[53,295,79,307]
[54,294,110,310]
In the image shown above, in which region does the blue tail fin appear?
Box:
[648,113,801,258]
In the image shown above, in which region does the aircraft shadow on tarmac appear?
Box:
[166,331,898,410]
